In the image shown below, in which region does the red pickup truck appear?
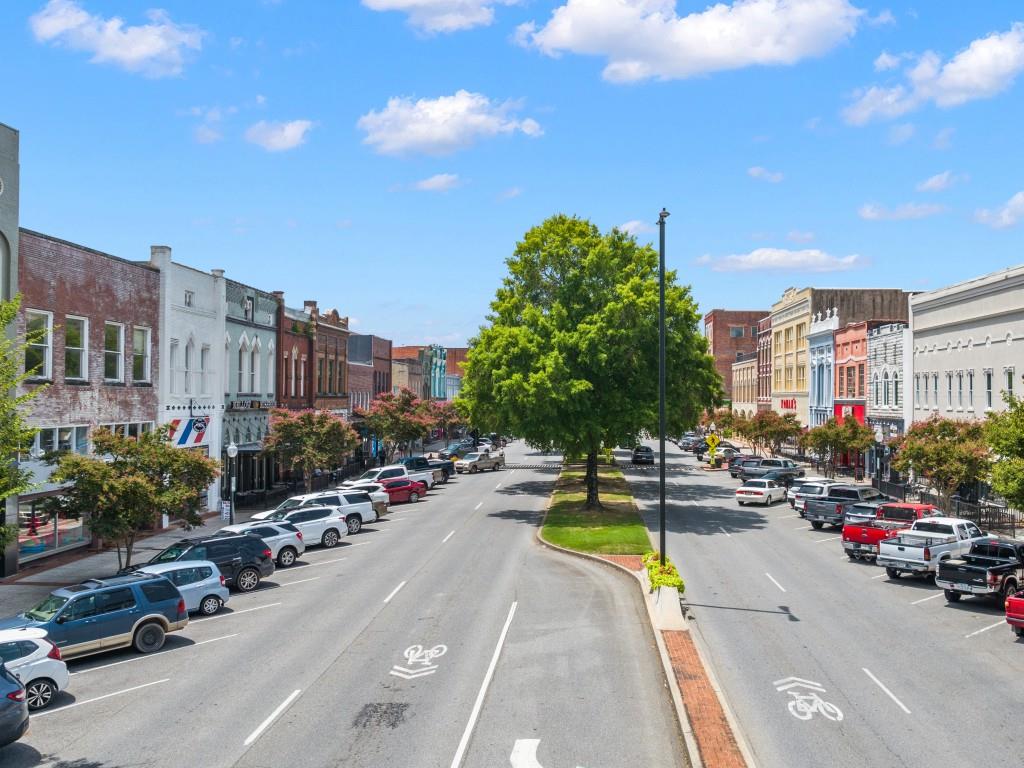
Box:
[842,503,940,561]
[1005,590,1024,638]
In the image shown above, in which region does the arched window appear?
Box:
[238,338,248,393]
[250,340,259,394]
[267,344,275,396]
[882,372,889,406]
[290,346,298,397]
[893,373,900,406]
[184,339,194,394]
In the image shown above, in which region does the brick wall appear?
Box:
[703,309,767,400]
[348,362,373,412]
[372,335,392,396]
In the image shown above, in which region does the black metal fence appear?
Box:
[870,485,1024,538]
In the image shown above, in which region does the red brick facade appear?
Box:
[308,302,350,414]
[703,309,767,401]
[372,336,392,397]
[273,292,314,410]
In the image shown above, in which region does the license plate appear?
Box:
[956,583,970,591]
[851,543,861,549]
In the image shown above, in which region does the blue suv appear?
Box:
[0,574,189,659]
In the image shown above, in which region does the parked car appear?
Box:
[0,627,69,710]
[216,522,305,567]
[381,478,429,504]
[260,506,350,546]
[804,485,886,529]
[343,464,436,490]
[0,663,28,748]
[759,469,803,489]
[632,446,655,465]
[791,479,844,515]
[254,490,378,533]
[344,483,391,518]
[739,458,805,482]
[147,534,275,592]
[438,444,471,460]
[936,539,1024,602]
[456,449,506,473]
[735,479,785,506]
[840,500,883,524]
[253,489,372,521]
[0,573,188,659]
[1005,589,1024,638]
[133,561,230,616]
[400,455,455,483]
[786,476,830,506]
[728,455,760,478]
[841,503,939,561]
[876,517,991,579]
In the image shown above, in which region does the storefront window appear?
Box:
[17,498,90,562]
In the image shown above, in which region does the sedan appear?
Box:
[0,627,69,710]
[632,446,656,465]
[381,478,428,504]
[736,479,784,506]
[217,522,306,567]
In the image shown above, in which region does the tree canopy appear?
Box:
[265,409,359,492]
[892,415,990,504]
[799,418,875,478]
[984,392,1024,509]
[460,214,721,506]
[357,388,435,462]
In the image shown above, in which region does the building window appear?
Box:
[751,326,758,337]
[237,342,246,392]
[882,372,889,406]
[100,422,154,439]
[201,345,210,395]
[915,374,920,407]
[857,364,865,398]
[104,322,124,381]
[847,367,856,398]
[133,327,151,383]
[328,359,335,394]
[266,348,274,394]
[64,316,87,380]
[25,310,53,378]
[184,290,195,308]
[249,344,258,393]
[300,355,307,397]
[184,340,193,394]
[968,370,974,408]
[946,373,953,409]
[169,340,179,394]
[986,371,994,408]
[957,372,963,407]
[290,349,298,397]
[1007,369,1016,399]
[32,425,89,456]
[729,326,744,338]
[932,374,939,408]
[244,297,255,321]
[873,374,880,406]
[894,373,900,406]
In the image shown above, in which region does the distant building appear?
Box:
[730,352,757,418]
[349,334,392,410]
[703,309,766,402]
[866,321,909,480]
[757,316,772,413]
[272,293,315,412]
[393,344,446,399]
[393,357,424,397]
[807,309,839,428]
[303,300,350,417]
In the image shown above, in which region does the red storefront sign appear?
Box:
[834,403,866,424]
[780,398,797,410]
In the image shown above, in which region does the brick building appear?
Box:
[392,357,424,397]
[305,301,350,416]
[349,334,392,410]
[272,293,315,411]
[13,229,160,572]
[372,335,392,399]
[704,309,766,402]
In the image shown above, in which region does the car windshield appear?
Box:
[150,543,192,563]
[464,453,480,460]
[357,470,381,481]
[274,498,303,513]
[24,593,69,621]
[267,511,289,521]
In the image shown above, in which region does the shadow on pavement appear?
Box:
[686,602,800,622]
[486,509,544,527]
[495,480,557,498]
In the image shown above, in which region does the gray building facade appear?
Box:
[867,322,909,480]
[1,123,19,576]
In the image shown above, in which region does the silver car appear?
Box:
[217,522,306,567]
[134,561,230,616]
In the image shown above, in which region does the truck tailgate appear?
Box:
[937,560,989,589]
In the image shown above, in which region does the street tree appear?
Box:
[46,426,220,569]
[891,416,990,506]
[745,410,801,457]
[984,391,1024,509]
[265,409,359,492]
[430,400,463,447]
[460,214,721,507]
[800,418,876,478]
[0,296,44,550]
[357,389,435,461]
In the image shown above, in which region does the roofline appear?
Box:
[20,228,159,273]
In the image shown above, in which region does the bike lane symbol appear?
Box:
[773,677,844,722]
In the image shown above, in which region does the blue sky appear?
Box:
[4,1,1024,344]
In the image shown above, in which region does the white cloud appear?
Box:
[976,191,1024,229]
[499,186,523,200]
[887,122,914,145]
[357,90,542,156]
[619,219,654,236]
[874,50,901,71]
[858,202,945,220]
[519,0,863,83]
[845,22,1024,124]
[805,116,822,131]
[361,0,518,33]
[916,170,965,192]
[748,165,784,183]
[244,120,314,151]
[787,230,815,243]
[866,9,895,26]
[194,124,222,144]
[933,127,955,149]
[414,173,461,191]
[698,247,863,273]
[30,0,203,77]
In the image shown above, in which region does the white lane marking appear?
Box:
[792,524,808,530]
[442,530,455,543]
[35,678,169,717]
[862,668,911,714]
[474,501,483,511]
[244,689,302,746]
[965,620,1006,639]
[450,601,518,768]
[384,580,408,604]
[765,573,787,593]
[911,593,945,605]
[71,634,239,676]
[343,541,376,548]
[719,526,732,538]
[509,469,517,476]
[274,576,320,588]
[290,557,347,570]
[193,602,282,623]
[870,573,887,580]
[511,738,544,768]
[814,536,842,544]
[495,482,502,489]
[778,514,800,519]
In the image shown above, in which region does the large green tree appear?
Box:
[265,409,359,492]
[892,416,990,506]
[356,388,435,462]
[984,391,1024,509]
[46,426,220,568]
[460,215,721,507]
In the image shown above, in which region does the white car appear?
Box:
[736,479,784,506]
[252,490,379,532]
[0,627,69,710]
[134,561,231,616]
[251,490,354,521]
[786,476,831,506]
[217,522,306,567]
[261,506,349,548]
[348,483,391,517]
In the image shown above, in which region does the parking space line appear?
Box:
[765,573,787,593]
[719,526,732,538]
[193,602,282,623]
[274,576,320,588]
[862,668,911,714]
[442,530,455,543]
[814,536,842,544]
[871,573,887,580]
[474,502,483,511]
[791,524,807,530]
[384,580,407,603]
[778,514,800,519]
[35,678,169,718]
[965,620,1005,639]
[495,482,502,489]
[911,593,944,605]
[70,634,239,676]
[290,557,347,570]
[244,689,302,746]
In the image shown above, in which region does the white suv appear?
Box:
[218,522,306,567]
[263,506,348,548]
[253,490,377,534]
[0,627,69,710]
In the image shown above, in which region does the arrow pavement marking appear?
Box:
[389,665,440,680]
[773,677,826,693]
[510,739,589,768]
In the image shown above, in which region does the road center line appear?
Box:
[965,620,1006,638]
[765,573,787,593]
[442,530,455,544]
[474,502,483,511]
[862,668,911,714]
[814,536,842,544]
[384,580,408,604]
[71,634,239,676]
[450,601,518,768]
[911,593,945,605]
[192,602,282,623]
[719,526,732,538]
[244,689,302,746]
[35,678,169,717]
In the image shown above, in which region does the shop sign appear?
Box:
[229,400,274,410]
[168,417,210,447]
[780,398,797,410]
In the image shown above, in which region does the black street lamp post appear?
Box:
[657,208,670,568]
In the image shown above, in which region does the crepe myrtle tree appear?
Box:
[891,415,990,507]
[356,388,435,462]
[460,214,721,508]
[984,389,1024,510]
[265,409,359,493]
[800,418,876,478]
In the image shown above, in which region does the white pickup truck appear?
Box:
[455,449,505,474]
[876,517,991,579]
[342,464,436,490]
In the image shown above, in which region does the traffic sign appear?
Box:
[705,433,720,450]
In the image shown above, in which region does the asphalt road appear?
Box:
[4,442,685,768]
[625,442,1024,768]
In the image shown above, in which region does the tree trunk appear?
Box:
[304,466,313,494]
[124,533,136,569]
[584,450,600,509]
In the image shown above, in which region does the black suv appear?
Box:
[147,534,275,592]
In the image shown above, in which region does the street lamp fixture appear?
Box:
[227,441,238,525]
[657,207,670,569]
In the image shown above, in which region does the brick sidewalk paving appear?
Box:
[662,629,747,768]
[598,554,645,571]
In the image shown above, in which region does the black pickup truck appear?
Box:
[935,539,1024,603]
[399,455,455,483]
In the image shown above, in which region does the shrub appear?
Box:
[643,551,685,593]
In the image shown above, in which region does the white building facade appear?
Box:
[807,309,838,428]
[149,246,226,513]
[866,322,909,480]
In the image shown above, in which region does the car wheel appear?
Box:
[236,567,261,592]
[347,516,362,535]
[321,529,341,548]
[885,567,900,579]
[409,492,420,503]
[133,622,166,653]
[1016,627,1024,638]
[847,552,858,560]
[199,595,222,616]
[810,521,823,530]
[1003,580,1018,601]
[277,546,298,567]
[737,500,745,506]
[470,466,479,474]
[25,678,56,710]
[944,589,962,602]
